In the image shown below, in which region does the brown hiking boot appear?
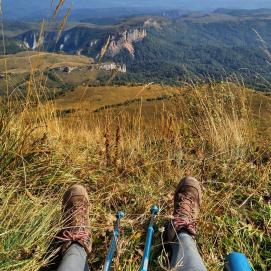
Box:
[166,176,202,241]
[56,184,92,255]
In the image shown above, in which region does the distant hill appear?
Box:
[20,7,164,22]
[214,8,271,16]
[3,0,271,20]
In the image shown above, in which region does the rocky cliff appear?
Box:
[107,29,147,57]
[18,31,39,50]
[15,27,147,59]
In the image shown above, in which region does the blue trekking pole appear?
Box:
[140,205,159,271]
[225,252,252,271]
[103,211,125,271]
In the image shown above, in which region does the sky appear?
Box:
[2,0,271,19]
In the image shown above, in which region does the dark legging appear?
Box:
[57,232,206,271]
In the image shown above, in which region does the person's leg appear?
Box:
[166,176,207,271]
[57,243,89,271]
[224,252,252,271]
[170,232,206,271]
[55,184,91,271]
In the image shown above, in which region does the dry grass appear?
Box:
[0,81,271,271]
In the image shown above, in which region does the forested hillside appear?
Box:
[113,17,271,87]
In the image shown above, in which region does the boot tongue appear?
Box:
[179,186,198,199]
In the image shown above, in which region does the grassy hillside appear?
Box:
[0,51,102,98]
[0,81,271,270]
[54,84,180,111]
[0,51,93,74]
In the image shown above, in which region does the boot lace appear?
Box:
[57,201,90,242]
[56,229,90,242]
[173,193,197,235]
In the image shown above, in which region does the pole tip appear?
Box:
[116,211,125,219]
[151,205,159,215]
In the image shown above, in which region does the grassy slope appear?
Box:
[250,92,271,139]
[0,51,97,97]
[0,51,93,74]
[54,84,181,111]
[0,82,271,271]
[55,83,271,137]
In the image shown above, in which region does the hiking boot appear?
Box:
[166,176,202,241]
[56,184,92,255]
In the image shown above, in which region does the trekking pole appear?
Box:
[140,205,159,271]
[103,211,125,271]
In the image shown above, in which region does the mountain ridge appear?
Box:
[3,0,271,19]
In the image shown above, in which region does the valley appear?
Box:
[2,9,271,89]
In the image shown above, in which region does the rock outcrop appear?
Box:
[98,62,127,73]
[19,31,39,50]
[107,29,147,57]
[143,19,161,29]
